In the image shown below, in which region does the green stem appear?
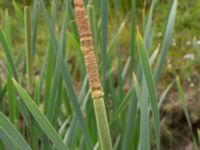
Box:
[93,98,112,150]
[24,5,33,93]
[25,5,36,149]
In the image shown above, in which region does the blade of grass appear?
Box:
[132,73,145,150]
[87,5,98,51]
[34,76,40,105]
[112,48,160,115]
[154,0,177,82]
[59,116,71,137]
[121,91,138,150]
[32,0,40,57]
[46,67,61,123]
[107,20,126,53]
[198,129,200,144]
[12,1,24,27]
[133,73,142,104]
[158,83,173,109]
[46,40,62,123]
[0,127,17,150]
[68,1,79,42]
[144,0,155,53]
[63,115,77,149]
[101,0,108,90]
[122,57,130,82]
[176,76,198,149]
[137,29,160,150]
[113,135,120,150]
[15,48,24,69]
[24,4,33,93]
[149,44,160,65]
[46,1,68,124]
[7,71,16,123]
[0,112,31,150]
[131,112,140,150]
[44,43,55,113]
[0,28,18,81]
[138,85,150,150]
[130,0,136,72]
[4,10,12,48]
[12,79,69,150]
[0,140,5,150]
[110,85,134,126]
[116,47,123,106]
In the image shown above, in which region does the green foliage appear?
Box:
[0,112,31,150]
[0,0,198,149]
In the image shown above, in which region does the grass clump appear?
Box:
[0,0,199,150]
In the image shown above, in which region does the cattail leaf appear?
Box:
[0,29,18,81]
[144,1,155,53]
[154,0,177,82]
[0,112,31,150]
[0,127,18,150]
[12,1,24,26]
[110,85,134,125]
[12,79,69,150]
[101,0,108,89]
[176,77,198,149]
[31,0,40,57]
[136,30,160,150]
[7,73,16,123]
[139,84,150,150]
[158,83,173,109]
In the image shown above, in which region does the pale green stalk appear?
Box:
[24,5,33,93]
[93,98,112,150]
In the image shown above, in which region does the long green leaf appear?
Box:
[176,77,198,149]
[0,112,31,150]
[130,0,136,73]
[46,0,68,124]
[158,83,173,109]
[7,73,16,123]
[144,0,155,53]
[0,127,17,150]
[12,1,24,27]
[139,85,150,150]
[0,28,18,81]
[31,0,40,57]
[154,0,177,82]
[12,79,69,150]
[136,30,160,150]
[101,0,108,89]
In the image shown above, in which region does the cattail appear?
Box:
[73,0,103,99]
[73,0,112,149]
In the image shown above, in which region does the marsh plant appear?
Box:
[1,0,197,150]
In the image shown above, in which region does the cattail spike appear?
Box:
[74,0,104,99]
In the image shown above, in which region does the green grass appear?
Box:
[0,0,199,149]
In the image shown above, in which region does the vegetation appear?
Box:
[0,0,199,150]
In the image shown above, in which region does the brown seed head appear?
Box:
[73,0,104,99]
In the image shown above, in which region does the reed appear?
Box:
[73,0,112,149]
[0,0,183,149]
[24,0,33,93]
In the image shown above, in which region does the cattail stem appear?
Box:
[93,98,112,150]
[73,0,112,149]
[24,5,33,93]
